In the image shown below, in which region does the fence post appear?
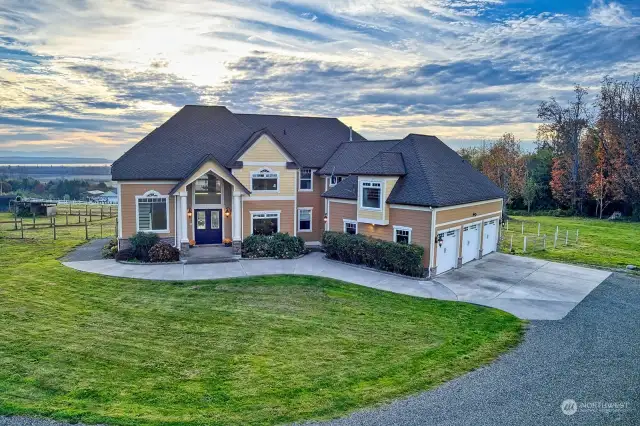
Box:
[66,214,69,226]
[521,222,524,235]
[543,234,546,250]
[537,223,540,236]
[85,205,88,216]
[101,206,104,220]
[576,229,579,243]
[510,234,513,251]
[53,217,56,240]
[20,218,24,239]
[78,213,81,223]
[523,236,527,253]
[50,216,53,228]
[14,215,17,230]
[554,232,558,249]
[85,218,88,240]
[115,218,118,238]
[33,213,36,229]
[89,208,92,222]
[565,230,569,245]
[100,223,103,238]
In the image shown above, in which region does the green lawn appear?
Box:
[501,215,640,269]
[0,239,523,426]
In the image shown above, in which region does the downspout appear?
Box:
[174,194,178,248]
[428,208,437,279]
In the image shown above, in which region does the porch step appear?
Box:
[183,257,238,265]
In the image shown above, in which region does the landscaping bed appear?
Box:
[0,239,524,426]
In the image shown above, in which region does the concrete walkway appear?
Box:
[62,251,611,320]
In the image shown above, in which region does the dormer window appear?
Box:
[330,175,344,186]
[360,181,382,210]
[251,168,279,192]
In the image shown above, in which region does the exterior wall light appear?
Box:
[435,234,444,247]
[224,207,231,217]
[187,208,193,219]
[323,214,328,223]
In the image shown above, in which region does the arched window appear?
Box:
[136,190,169,233]
[250,168,279,192]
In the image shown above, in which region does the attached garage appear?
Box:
[461,222,481,264]
[482,218,499,256]
[436,228,459,274]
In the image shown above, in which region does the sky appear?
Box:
[1,0,639,160]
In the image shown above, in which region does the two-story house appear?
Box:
[111,105,505,277]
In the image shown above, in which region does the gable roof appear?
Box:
[228,128,300,167]
[322,134,505,208]
[169,154,250,195]
[386,134,505,207]
[354,152,406,176]
[316,140,401,176]
[111,106,362,180]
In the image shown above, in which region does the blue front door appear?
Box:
[194,209,222,244]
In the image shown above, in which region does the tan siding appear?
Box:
[358,222,393,240]
[232,166,296,197]
[120,183,176,239]
[356,176,398,224]
[328,200,357,232]
[242,200,295,237]
[435,200,502,225]
[239,134,290,162]
[297,173,324,242]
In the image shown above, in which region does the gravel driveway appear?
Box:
[1,274,637,426]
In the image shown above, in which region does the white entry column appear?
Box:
[232,192,242,255]
[179,191,189,251]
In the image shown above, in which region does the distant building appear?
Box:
[0,195,14,212]
[86,190,105,202]
[97,189,118,204]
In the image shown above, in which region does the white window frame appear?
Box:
[359,180,383,211]
[297,207,313,232]
[135,190,170,233]
[250,168,280,193]
[330,175,344,187]
[393,225,412,244]
[343,219,358,235]
[299,168,313,192]
[250,210,281,235]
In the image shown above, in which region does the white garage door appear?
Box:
[462,223,480,264]
[482,219,498,256]
[437,229,458,274]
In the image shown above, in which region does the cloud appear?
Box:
[589,0,634,27]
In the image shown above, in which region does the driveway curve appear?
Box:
[305,273,639,426]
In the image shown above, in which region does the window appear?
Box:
[344,220,357,235]
[194,174,221,205]
[251,211,279,235]
[330,175,344,186]
[299,169,313,191]
[196,210,206,230]
[394,226,412,244]
[298,208,312,232]
[361,181,382,209]
[251,169,279,192]
[136,191,168,233]
[211,211,220,229]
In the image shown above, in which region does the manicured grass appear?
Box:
[0,239,523,425]
[501,215,640,269]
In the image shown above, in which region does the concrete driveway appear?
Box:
[435,253,611,320]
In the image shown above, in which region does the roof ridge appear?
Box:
[234,112,339,120]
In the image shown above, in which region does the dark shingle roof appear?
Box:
[316,140,401,176]
[385,134,505,207]
[322,134,505,207]
[354,152,406,176]
[235,113,365,168]
[112,106,364,180]
[321,175,358,200]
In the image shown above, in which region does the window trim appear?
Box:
[343,219,358,235]
[297,207,313,233]
[359,180,383,211]
[193,174,224,208]
[299,168,313,192]
[393,225,412,244]
[329,175,344,187]
[250,210,281,235]
[135,190,170,234]
[250,168,280,193]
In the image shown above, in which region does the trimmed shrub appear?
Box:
[149,241,180,263]
[242,233,306,259]
[114,248,135,262]
[128,232,160,262]
[322,231,425,277]
[101,238,118,259]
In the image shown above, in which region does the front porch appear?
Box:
[170,155,249,255]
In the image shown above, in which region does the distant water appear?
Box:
[0,163,112,167]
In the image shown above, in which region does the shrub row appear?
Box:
[114,232,180,263]
[322,231,425,277]
[242,233,306,259]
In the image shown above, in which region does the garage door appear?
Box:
[437,229,458,274]
[462,223,480,264]
[482,219,498,256]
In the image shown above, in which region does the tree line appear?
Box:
[460,75,640,220]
